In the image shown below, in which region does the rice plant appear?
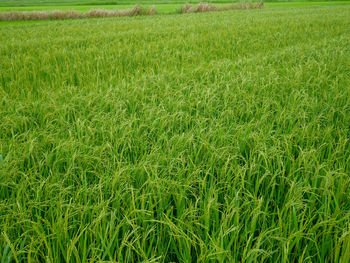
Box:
[0,4,350,262]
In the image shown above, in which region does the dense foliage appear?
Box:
[1,5,350,262]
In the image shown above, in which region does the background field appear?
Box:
[1,0,350,13]
[1,2,350,263]
[0,0,349,6]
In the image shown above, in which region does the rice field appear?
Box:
[1,3,350,262]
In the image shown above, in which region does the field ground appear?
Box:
[0,1,350,14]
[1,2,350,263]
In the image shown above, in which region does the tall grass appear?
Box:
[0,5,350,262]
[0,2,264,21]
[181,2,264,13]
[0,4,157,21]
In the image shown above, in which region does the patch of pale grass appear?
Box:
[0,4,157,21]
[181,2,264,13]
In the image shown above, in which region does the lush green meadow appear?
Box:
[1,3,350,262]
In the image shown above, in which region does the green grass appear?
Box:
[1,4,350,262]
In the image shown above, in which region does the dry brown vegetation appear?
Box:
[181,2,264,13]
[0,2,264,21]
[0,4,157,21]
